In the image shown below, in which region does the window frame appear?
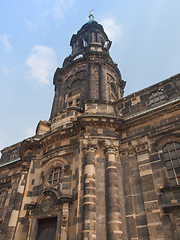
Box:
[48,166,63,186]
[149,90,166,106]
[43,159,66,188]
[161,141,180,186]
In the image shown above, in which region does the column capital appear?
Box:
[21,162,30,173]
[131,137,150,153]
[119,143,136,157]
[82,138,98,154]
[104,139,119,155]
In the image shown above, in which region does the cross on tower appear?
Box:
[89,9,94,15]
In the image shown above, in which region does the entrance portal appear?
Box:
[36,217,57,240]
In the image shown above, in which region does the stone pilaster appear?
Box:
[82,139,97,240]
[100,65,107,101]
[104,140,122,240]
[119,143,138,240]
[61,202,70,240]
[88,64,99,100]
[9,162,30,239]
[134,137,165,240]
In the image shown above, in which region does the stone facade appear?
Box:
[0,14,180,240]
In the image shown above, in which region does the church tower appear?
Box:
[50,12,125,124]
[41,13,127,239]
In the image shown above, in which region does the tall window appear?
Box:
[0,190,7,208]
[162,142,180,186]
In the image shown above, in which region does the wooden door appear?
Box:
[36,217,57,240]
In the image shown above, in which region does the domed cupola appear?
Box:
[70,12,112,57]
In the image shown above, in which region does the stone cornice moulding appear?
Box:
[123,97,180,127]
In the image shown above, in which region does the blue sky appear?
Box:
[0,0,180,151]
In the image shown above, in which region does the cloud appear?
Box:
[53,0,75,19]
[0,34,12,52]
[100,18,122,42]
[26,45,57,85]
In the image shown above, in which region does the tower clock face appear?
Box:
[73,54,83,61]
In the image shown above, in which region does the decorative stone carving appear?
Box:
[21,162,30,173]
[131,137,150,153]
[119,142,136,157]
[11,176,20,189]
[61,203,69,227]
[135,141,149,153]
[40,192,56,213]
[27,190,61,216]
[119,138,150,158]
[104,139,119,154]
[60,202,70,240]
[82,138,98,154]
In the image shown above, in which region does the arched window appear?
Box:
[48,166,63,186]
[162,142,180,186]
[110,82,118,101]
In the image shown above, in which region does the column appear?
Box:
[82,139,97,240]
[104,140,122,240]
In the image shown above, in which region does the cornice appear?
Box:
[122,97,180,128]
[19,114,124,157]
[61,51,121,77]
[0,157,21,169]
[19,99,179,156]
[76,114,124,129]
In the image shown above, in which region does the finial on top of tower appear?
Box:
[88,9,95,23]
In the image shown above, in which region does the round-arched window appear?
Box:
[162,141,180,186]
[48,166,63,186]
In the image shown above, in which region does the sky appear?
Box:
[0,0,180,152]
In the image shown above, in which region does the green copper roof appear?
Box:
[88,10,95,23]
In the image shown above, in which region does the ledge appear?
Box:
[124,96,180,121]
[160,184,180,192]
[162,203,180,213]
[0,157,21,168]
